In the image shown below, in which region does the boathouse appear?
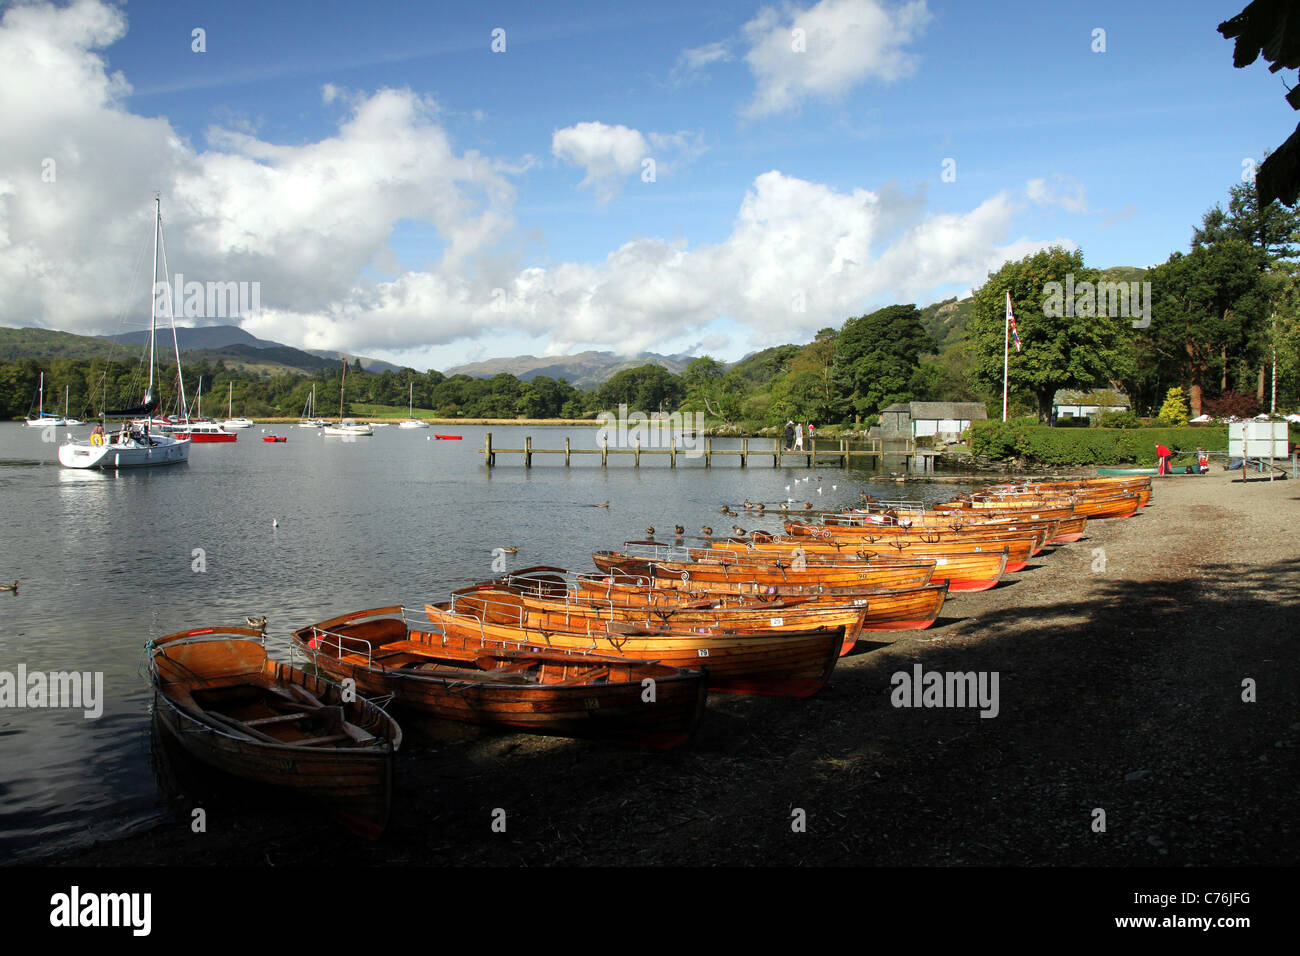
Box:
[879,402,988,442]
[1052,389,1130,420]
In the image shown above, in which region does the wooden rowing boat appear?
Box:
[833,509,1087,544]
[595,547,940,586]
[292,607,707,750]
[459,582,871,655]
[148,625,402,838]
[421,602,845,698]
[701,537,1008,591]
[573,574,948,635]
[784,521,1045,566]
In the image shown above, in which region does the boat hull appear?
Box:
[422,604,843,698]
[149,627,400,838]
[293,609,707,750]
[58,436,191,469]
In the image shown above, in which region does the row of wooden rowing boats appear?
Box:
[146,473,1152,836]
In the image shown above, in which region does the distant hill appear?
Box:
[2,325,348,377]
[104,324,403,374]
[0,326,120,361]
[918,297,975,350]
[303,349,403,375]
[104,324,283,351]
[446,350,697,389]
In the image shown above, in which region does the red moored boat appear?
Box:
[434,434,461,440]
[263,435,287,442]
[166,421,237,442]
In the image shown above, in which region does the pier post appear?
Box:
[776,440,782,468]
[841,438,847,468]
[670,438,676,468]
[484,431,494,467]
[705,437,711,468]
[564,436,571,466]
[635,437,641,467]
[741,437,748,468]
[602,435,608,468]
[525,435,532,469]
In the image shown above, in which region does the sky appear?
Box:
[0,0,1292,372]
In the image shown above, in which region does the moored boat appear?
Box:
[148,624,401,838]
[293,606,707,749]
[421,601,844,698]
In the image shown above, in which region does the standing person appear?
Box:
[794,422,804,451]
[807,422,815,442]
[1197,446,1209,474]
[1155,442,1171,475]
[783,421,794,451]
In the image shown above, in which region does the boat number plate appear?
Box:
[936,558,948,565]
[584,698,600,710]
[853,599,867,606]
[697,648,709,657]
[769,617,784,626]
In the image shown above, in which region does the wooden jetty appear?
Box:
[481,433,939,470]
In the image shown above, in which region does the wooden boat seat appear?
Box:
[552,667,610,685]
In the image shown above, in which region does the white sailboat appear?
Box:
[24,373,67,428]
[223,382,255,429]
[299,384,327,427]
[322,360,373,436]
[58,199,192,470]
[63,386,85,426]
[398,382,429,428]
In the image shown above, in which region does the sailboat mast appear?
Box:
[38,372,43,416]
[148,198,159,401]
[157,206,187,421]
[339,360,346,419]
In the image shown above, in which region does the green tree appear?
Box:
[1147,240,1270,416]
[1158,386,1190,425]
[967,247,1126,422]
[832,305,935,419]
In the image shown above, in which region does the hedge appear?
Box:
[967,421,1230,466]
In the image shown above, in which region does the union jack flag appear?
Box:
[1006,291,1022,352]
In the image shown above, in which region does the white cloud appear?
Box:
[551,122,651,203]
[551,121,704,203]
[671,41,733,85]
[1027,175,1089,213]
[742,0,931,117]
[0,0,1066,365]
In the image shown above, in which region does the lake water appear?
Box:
[0,422,963,860]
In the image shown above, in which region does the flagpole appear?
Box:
[1003,290,1010,422]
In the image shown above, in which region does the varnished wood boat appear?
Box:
[292,607,707,750]
[421,602,844,698]
[785,520,1044,564]
[595,549,940,587]
[704,538,1009,592]
[945,490,1143,518]
[573,574,948,635]
[148,625,402,838]
[458,582,870,655]
[833,508,1088,544]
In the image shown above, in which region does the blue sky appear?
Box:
[0,0,1291,371]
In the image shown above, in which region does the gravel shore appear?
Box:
[33,468,1299,867]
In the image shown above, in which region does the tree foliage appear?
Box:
[967,247,1127,421]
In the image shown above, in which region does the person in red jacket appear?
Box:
[1155,443,1172,475]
